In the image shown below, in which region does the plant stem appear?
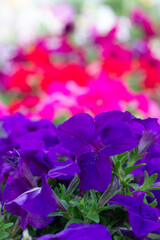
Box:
[10,217,20,238]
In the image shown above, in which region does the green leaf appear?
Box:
[139,172,158,191]
[121,181,139,190]
[117,152,128,162]
[96,206,108,214]
[144,171,149,180]
[59,184,66,196]
[67,206,72,216]
[72,206,82,219]
[134,146,138,156]
[69,200,80,206]
[0,223,13,231]
[0,232,10,239]
[149,199,157,208]
[146,191,155,199]
[60,200,69,209]
[65,219,83,229]
[128,147,147,167]
[117,152,127,159]
[147,187,160,190]
[146,182,160,191]
[48,211,68,217]
[128,149,137,166]
[83,192,89,203]
[113,236,129,240]
[90,190,97,204]
[136,152,148,161]
[125,174,134,183]
[115,159,121,171]
[147,233,160,239]
[128,183,139,190]
[124,163,146,175]
[48,211,64,217]
[87,213,99,223]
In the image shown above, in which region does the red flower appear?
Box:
[7,65,36,92]
[102,43,132,77]
[25,43,51,66]
[139,54,160,88]
[40,62,90,91]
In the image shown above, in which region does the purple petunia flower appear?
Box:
[128,117,160,155]
[2,155,57,229]
[109,191,160,238]
[36,223,112,240]
[58,111,139,192]
[47,159,80,179]
[4,175,57,229]
[0,113,60,180]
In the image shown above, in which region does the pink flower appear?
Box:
[131,8,155,38]
[77,71,160,119]
[77,72,132,115]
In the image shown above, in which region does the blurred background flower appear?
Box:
[1,0,160,121]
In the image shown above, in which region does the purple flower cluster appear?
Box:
[1,111,160,239]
